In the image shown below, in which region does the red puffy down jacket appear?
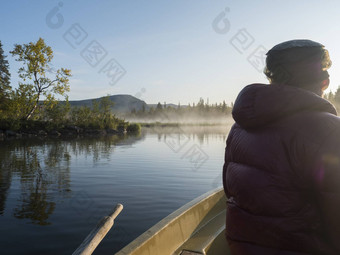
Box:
[223,83,340,255]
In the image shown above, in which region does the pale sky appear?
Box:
[2,0,340,105]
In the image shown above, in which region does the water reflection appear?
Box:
[150,125,230,145]
[14,147,52,225]
[0,127,228,254]
[0,160,11,215]
[0,127,228,225]
[0,134,144,225]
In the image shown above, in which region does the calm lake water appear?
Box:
[0,125,231,255]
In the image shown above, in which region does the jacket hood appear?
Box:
[232,83,337,128]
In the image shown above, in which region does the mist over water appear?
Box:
[124,115,235,126]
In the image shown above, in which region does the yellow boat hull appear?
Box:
[115,188,230,255]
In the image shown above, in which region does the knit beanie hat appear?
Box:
[264,39,331,87]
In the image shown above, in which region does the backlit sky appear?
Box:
[2,0,340,105]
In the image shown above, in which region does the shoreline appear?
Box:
[0,122,231,140]
[140,122,230,127]
[0,126,128,140]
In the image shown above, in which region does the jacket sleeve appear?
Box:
[312,128,340,251]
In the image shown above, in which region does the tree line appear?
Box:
[324,88,340,112]
[126,98,233,123]
[126,89,340,123]
[0,38,138,133]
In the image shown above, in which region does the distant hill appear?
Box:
[64,95,186,114]
[68,94,148,113]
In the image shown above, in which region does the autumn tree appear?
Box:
[43,96,71,124]
[10,38,71,120]
[9,84,37,120]
[0,41,11,113]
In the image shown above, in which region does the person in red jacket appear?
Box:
[223,39,340,255]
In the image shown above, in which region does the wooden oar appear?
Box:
[72,203,124,255]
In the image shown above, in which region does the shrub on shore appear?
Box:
[126,123,141,133]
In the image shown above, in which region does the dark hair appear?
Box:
[264,44,331,87]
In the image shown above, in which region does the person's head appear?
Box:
[264,39,332,96]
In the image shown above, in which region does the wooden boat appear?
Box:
[115,187,230,255]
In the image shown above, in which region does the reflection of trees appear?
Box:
[151,126,228,146]
[0,133,144,225]
[9,143,69,225]
[14,157,56,225]
[0,150,11,215]
[69,135,142,163]
[43,141,72,194]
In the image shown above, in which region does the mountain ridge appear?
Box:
[67,94,148,113]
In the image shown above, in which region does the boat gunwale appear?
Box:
[115,187,225,255]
